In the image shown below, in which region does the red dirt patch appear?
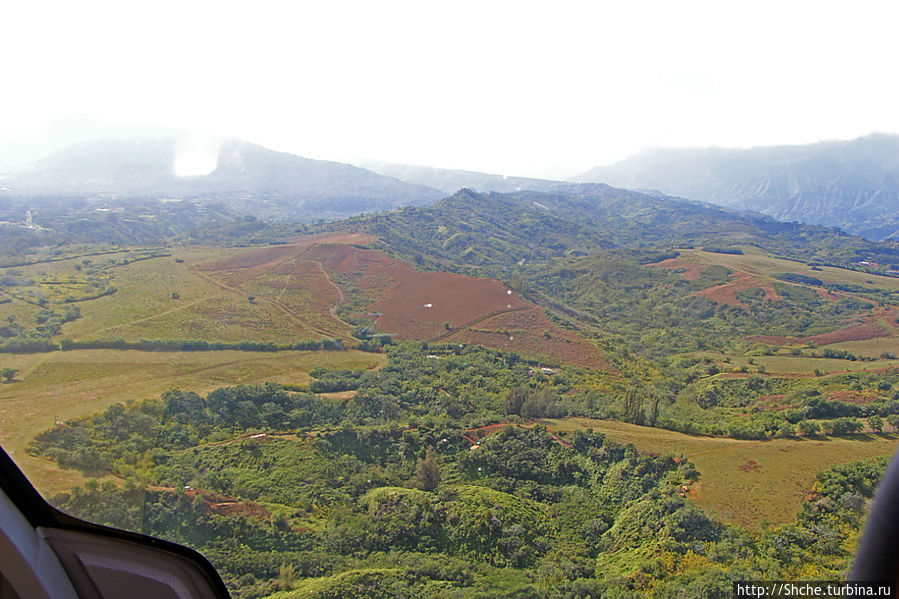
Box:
[302,243,532,339]
[150,486,272,520]
[826,389,881,405]
[754,394,791,411]
[652,256,705,280]
[699,272,780,307]
[302,243,612,372]
[198,232,372,273]
[462,423,510,445]
[652,256,786,307]
[448,309,610,371]
[195,235,365,338]
[747,302,895,347]
[738,460,763,473]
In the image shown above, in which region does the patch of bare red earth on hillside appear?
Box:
[699,272,781,307]
[746,300,895,348]
[738,460,763,473]
[826,389,882,405]
[198,232,372,271]
[303,243,534,336]
[449,309,609,371]
[652,258,780,307]
[653,256,705,280]
[150,486,272,520]
[302,243,612,372]
[754,394,792,411]
[750,304,894,347]
[462,423,510,445]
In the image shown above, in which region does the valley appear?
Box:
[7,4,899,596]
[1,184,898,598]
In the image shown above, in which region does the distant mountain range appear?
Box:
[572,134,899,241]
[0,138,444,220]
[4,134,899,240]
[366,163,562,194]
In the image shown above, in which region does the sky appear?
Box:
[3,0,899,179]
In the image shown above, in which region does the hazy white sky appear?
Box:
[3,0,899,178]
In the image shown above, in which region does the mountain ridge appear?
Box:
[366,162,564,194]
[573,134,899,241]
[0,137,445,220]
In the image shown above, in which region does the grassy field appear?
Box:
[0,244,355,344]
[670,246,899,292]
[0,348,385,496]
[542,417,899,529]
[726,354,899,374]
[60,247,324,343]
[829,337,899,359]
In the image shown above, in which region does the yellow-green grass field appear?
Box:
[828,337,899,359]
[726,354,899,374]
[63,247,331,343]
[1,244,353,344]
[669,246,899,292]
[542,418,899,529]
[0,348,385,496]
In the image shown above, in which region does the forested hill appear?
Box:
[347,186,899,277]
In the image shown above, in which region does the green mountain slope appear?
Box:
[351,186,899,277]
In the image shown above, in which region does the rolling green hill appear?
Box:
[351,187,899,277]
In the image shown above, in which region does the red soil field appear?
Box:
[301,243,532,339]
[826,390,881,405]
[699,271,780,307]
[462,423,509,445]
[754,394,791,411]
[448,309,610,371]
[151,486,272,520]
[738,460,762,473]
[197,233,610,371]
[653,256,705,280]
[195,233,371,337]
[199,232,372,273]
[301,243,613,371]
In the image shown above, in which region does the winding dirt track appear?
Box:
[431,306,532,342]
